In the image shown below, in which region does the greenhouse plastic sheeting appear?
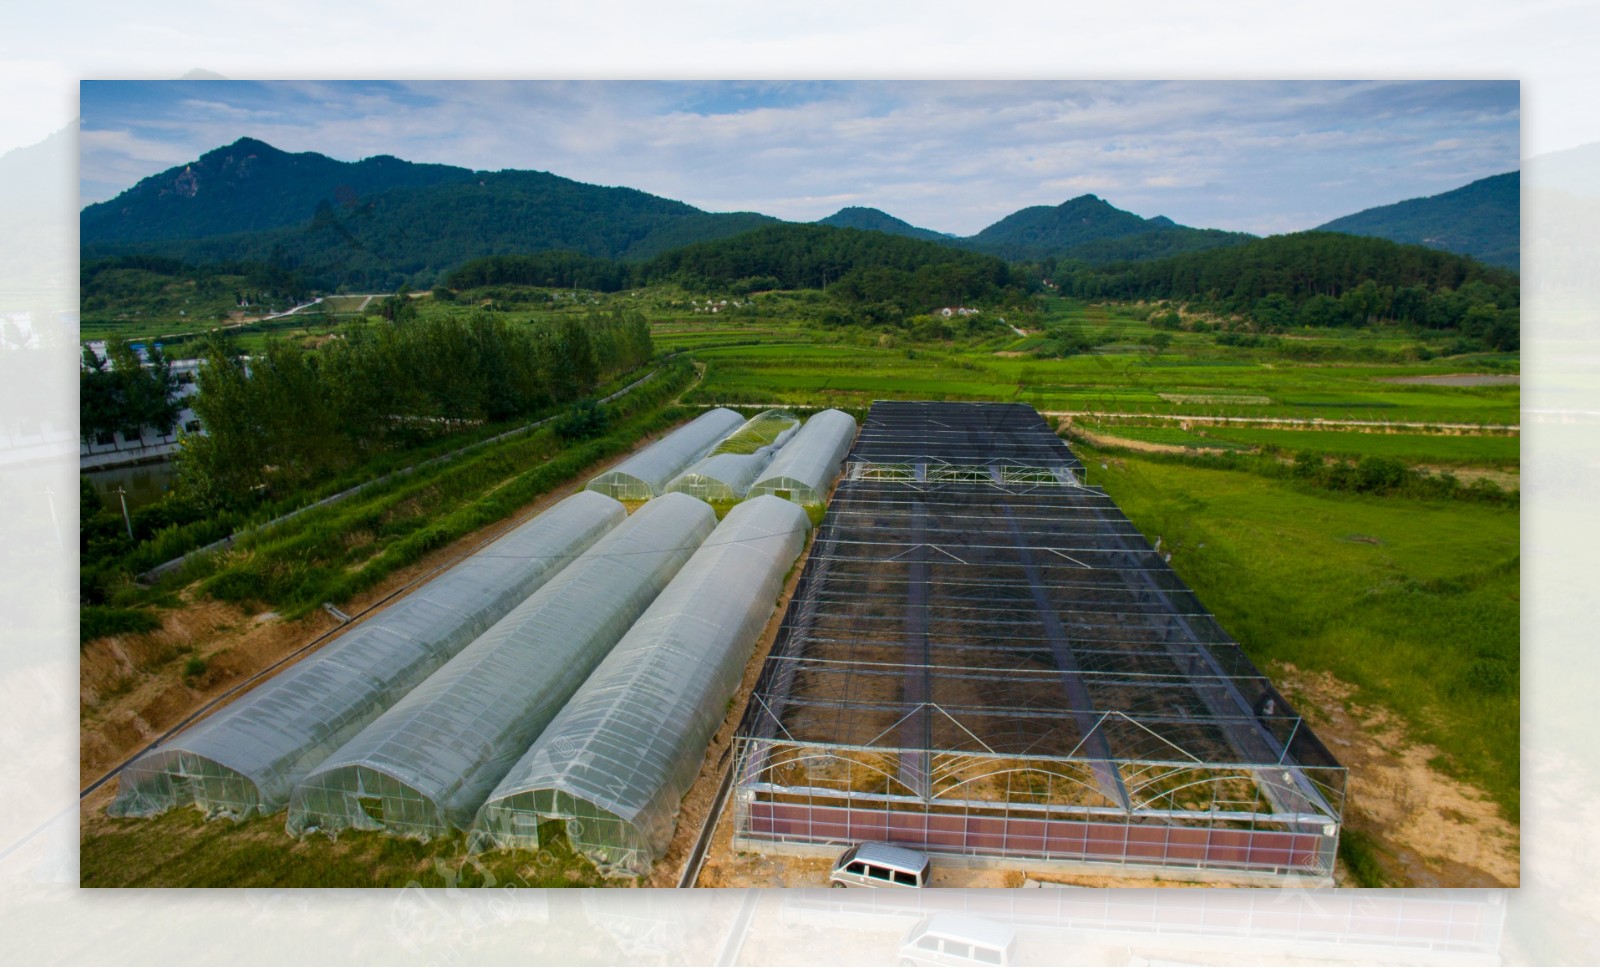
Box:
[708,409,800,456]
[663,451,771,502]
[748,409,858,505]
[285,492,718,840]
[470,496,810,874]
[106,491,626,821]
[586,408,743,500]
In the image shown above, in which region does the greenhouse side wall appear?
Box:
[285,493,718,840]
[586,407,743,500]
[106,491,627,820]
[470,495,811,874]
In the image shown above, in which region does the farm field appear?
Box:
[78,291,1520,889]
[665,307,1521,427]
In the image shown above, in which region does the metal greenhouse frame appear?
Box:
[286,493,718,840]
[731,402,1345,882]
[107,491,627,821]
[470,495,812,875]
[586,408,744,500]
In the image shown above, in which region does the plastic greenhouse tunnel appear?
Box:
[707,409,800,456]
[469,495,811,875]
[285,493,718,841]
[664,451,772,502]
[106,491,627,821]
[747,409,858,506]
[585,408,744,500]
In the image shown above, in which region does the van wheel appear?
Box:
[830,881,846,888]
[898,960,916,967]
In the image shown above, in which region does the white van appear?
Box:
[896,914,1018,967]
[828,842,931,888]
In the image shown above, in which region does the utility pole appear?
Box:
[115,486,133,540]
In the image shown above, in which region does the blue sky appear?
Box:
[79,79,1519,237]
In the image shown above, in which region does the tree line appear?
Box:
[179,307,652,504]
[447,223,1030,314]
[1053,232,1520,348]
[80,341,182,443]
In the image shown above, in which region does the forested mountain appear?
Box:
[82,139,1519,296]
[1315,172,1519,269]
[81,139,779,290]
[123,167,778,290]
[815,206,951,242]
[960,194,1254,263]
[80,137,479,244]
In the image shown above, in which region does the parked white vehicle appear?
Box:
[896,914,1017,967]
[828,842,931,888]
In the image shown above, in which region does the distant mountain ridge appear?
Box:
[816,195,1255,265]
[815,206,951,242]
[82,138,1519,289]
[81,138,781,289]
[1315,171,1519,269]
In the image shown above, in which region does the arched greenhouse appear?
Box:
[663,451,771,502]
[747,409,858,506]
[470,496,811,874]
[285,493,718,840]
[586,408,744,500]
[107,491,626,821]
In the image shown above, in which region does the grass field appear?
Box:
[670,308,1521,426]
[1075,422,1252,451]
[1080,444,1520,822]
[1202,427,1521,467]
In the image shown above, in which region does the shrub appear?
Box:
[80,605,161,645]
[553,399,609,441]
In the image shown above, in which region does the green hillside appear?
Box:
[1316,172,1519,269]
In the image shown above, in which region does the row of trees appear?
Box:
[180,307,652,502]
[79,342,182,443]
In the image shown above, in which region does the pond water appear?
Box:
[84,461,178,512]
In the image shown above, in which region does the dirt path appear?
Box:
[1273,663,1519,887]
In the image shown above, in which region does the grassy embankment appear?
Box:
[80,809,614,888]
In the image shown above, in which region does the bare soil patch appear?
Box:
[1066,426,1235,456]
[1273,662,1519,887]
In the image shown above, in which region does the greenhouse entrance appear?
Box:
[731,401,1345,882]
